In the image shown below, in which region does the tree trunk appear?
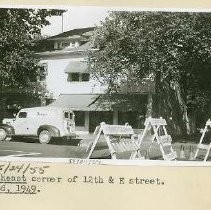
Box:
[173,82,191,135]
[152,73,188,136]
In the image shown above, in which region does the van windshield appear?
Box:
[18,112,27,118]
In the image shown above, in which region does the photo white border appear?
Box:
[1,4,211,13]
[0,4,210,166]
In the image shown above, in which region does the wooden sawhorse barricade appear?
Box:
[131,117,177,161]
[87,122,143,159]
[194,119,211,162]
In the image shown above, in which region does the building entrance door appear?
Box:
[89,111,113,133]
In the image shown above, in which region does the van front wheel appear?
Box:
[0,128,7,141]
[38,130,51,144]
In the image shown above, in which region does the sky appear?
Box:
[40,6,208,37]
[41,7,110,36]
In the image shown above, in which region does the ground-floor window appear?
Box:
[118,111,145,128]
[89,111,113,132]
[74,111,85,126]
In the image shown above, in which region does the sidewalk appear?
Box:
[75,133,209,161]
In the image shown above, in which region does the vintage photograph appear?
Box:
[0,6,211,162]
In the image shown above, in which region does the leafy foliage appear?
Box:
[89,11,211,133]
[0,8,64,93]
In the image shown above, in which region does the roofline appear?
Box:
[59,93,103,95]
[47,37,82,41]
[46,26,95,40]
[21,106,74,111]
[58,92,154,96]
[35,48,98,57]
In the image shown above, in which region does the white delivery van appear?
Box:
[0,106,76,144]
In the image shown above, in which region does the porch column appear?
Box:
[113,110,118,125]
[146,93,153,118]
[85,111,90,131]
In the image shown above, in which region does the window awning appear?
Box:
[48,94,111,111]
[64,61,89,73]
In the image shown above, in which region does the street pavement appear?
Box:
[0,134,209,161]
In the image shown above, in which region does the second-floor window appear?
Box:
[68,73,80,82]
[82,73,90,81]
[37,63,48,82]
[54,41,80,49]
[67,73,90,82]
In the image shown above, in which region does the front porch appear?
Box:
[48,93,148,133]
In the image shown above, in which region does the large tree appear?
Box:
[0,8,64,119]
[0,8,64,91]
[89,11,211,135]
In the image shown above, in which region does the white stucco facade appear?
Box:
[40,57,106,99]
[37,27,149,133]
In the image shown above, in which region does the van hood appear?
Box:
[2,118,16,126]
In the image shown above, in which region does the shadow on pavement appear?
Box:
[11,136,82,146]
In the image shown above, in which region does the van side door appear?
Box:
[13,111,30,135]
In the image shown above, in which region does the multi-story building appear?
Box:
[36,27,154,133]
